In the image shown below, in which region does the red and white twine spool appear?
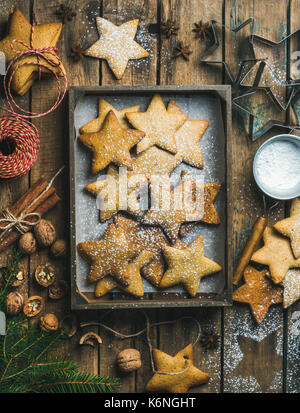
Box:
[0,24,68,179]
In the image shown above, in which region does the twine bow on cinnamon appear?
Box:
[0,209,40,239]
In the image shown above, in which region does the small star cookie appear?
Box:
[281,269,300,308]
[95,250,155,298]
[142,171,221,244]
[251,227,300,284]
[0,8,65,95]
[145,344,210,393]
[114,216,170,286]
[84,17,149,79]
[77,222,139,287]
[160,236,222,296]
[167,100,209,169]
[85,165,142,222]
[126,94,188,154]
[274,197,300,259]
[78,110,144,174]
[79,99,140,134]
[232,266,283,323]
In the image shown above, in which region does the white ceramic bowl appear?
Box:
[253,134,300,200]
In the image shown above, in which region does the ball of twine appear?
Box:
[0,116,39,179]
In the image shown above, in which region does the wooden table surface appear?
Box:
[0,0,299,393]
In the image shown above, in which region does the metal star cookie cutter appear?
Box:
[200,18,265,85]
[233,88,300,141]
[240,27,300,111]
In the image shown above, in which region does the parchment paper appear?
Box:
[74,92,226,295]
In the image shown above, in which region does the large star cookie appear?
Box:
[79,99,140,134]
[0,8,65,95]
[77,222,139,287]
[145,344,210,393]
[167,100,209,169]
[84,17,149,79]
[85,165,142,222]
[251,227,300,284]
[281,269,300,308]
[232,266,283,323]
[160,236,222,296]
[142,171,221,244]
[95,250,155,298]
[114,216,170,286]
[126,94,188,154]
[274,197,300,259]
[78,110,144,174]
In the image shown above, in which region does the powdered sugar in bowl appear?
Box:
[253,134,300,200]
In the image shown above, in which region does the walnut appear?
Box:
[48,280,67,300]
[34,219,56,247]
[10,263,27,287]
[116,348,141,373]
[6,292,24,315]
[40,313,59,332]
[34,264,56,288]
[18,232,37,255]
[23,296,44,317]
[50,239,67,258]
[79,331,102,347]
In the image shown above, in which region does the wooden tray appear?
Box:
[69,85,232,309]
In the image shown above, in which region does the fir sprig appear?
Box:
[0,251,121,393]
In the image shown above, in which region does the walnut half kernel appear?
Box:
[35,264,56,288]
[23,296,44,317]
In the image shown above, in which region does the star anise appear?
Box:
[160,19,179,38]
[193,20,211,40]
[56,4,77,24]
[199,328,220,351]
[173,41,192,61]
[70,45,86,61]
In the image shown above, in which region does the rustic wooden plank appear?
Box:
[30,0,100,375]
[157,0,224,394]
[0,1,30,300]
[99,0,158,393]
[160,0,223,85]
[286,0,300,393]
[223,0,287,393]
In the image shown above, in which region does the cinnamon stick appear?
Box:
[233,216,267,285]
[0,193,61,253]
[0,178,48,230]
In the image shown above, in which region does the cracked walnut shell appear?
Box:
[23,296,44,317]
[35,264,56,288]
[34,219,56,247]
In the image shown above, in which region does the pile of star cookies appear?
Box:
[233,197,300,323]
[77,94,223,298]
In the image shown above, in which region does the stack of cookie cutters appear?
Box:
[200,18,300,140]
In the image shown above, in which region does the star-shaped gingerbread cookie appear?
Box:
[77,222,139,287]
[0,8,65,95]
[126,94,188,154]
[232,266,283,323]
[114,216,170,286]
[78,110,144,174]
[160,236,222,296]
[167,100,209,169]
[85,165,142,222]
[94,250,155,298]
[145,344,210,393]
[84,17,149,79]
[79,99,140,134]
[281,269,300,308]
[142,171,221,244]
[251,227,300,284]
[274,197,300,259]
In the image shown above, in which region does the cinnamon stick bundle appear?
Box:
[0,178,61,253]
